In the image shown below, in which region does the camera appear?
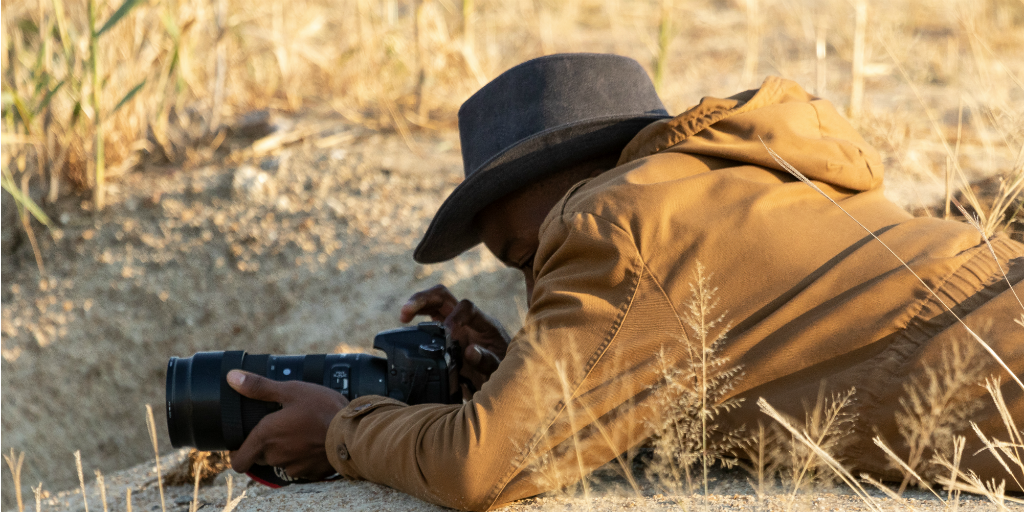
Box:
[165,322,462,456]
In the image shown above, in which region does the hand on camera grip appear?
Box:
[226,370,347,480]
[400,284,510,391]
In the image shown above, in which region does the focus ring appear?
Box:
[239,354,273,439]
[219,351,246,450]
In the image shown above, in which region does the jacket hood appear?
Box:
[618,76,884,192]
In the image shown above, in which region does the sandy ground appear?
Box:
[30,449,1008,512]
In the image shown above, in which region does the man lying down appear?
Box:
[221,53,1024,510]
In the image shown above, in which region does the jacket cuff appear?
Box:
[325,395,408,477]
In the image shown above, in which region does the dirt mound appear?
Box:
[1,117,526,501]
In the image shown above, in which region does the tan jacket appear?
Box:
[325,77,1024,510]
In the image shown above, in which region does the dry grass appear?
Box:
[163,450,231,487]
[3,0,1024,509]
[4,449,26,512]
[893,341,986,491]
[645,263,745,502]
[3,0,1022,230]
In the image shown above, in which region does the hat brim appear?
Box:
[413,113,669,264]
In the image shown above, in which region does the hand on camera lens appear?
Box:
[400,284,510,395]
[226,370,348,479]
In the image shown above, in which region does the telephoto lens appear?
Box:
[165,322,460,452]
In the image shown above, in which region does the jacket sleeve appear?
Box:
[324,210,686,511]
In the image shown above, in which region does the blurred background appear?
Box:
[2,0,1023,506]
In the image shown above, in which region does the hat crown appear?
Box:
[457,53,668,179]
[414,53,670,263]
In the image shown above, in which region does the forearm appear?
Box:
[323,212,686,510]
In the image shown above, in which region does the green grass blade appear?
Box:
[160,7,185,42]
[51,0,75,62]
[0,169,52,227]
[111,80,146,115]
[97,0,147,37]
[34,79,67,115]
[17,18,40,37]
[70,101,83,126]
[9,90,35,131]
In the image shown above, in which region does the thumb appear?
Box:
[226,370,281,402]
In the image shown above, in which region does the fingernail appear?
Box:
[227,370,245,387]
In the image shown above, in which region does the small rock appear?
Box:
[232,109,274,139]
[232,165,276,203]
[260,157,280,171]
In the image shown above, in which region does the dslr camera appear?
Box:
[165,322,461,486]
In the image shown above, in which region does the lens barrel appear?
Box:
[166,351,387,451]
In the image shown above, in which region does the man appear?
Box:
[224,54,1024,510]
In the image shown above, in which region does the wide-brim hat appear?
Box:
[413,53,671,264]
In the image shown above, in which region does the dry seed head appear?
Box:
[645,264,745,496]
[894,338,987,487]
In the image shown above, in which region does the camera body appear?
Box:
[165,322,461,459]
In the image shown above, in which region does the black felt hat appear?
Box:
[413,53,670,264]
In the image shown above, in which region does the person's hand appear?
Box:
[400,284,509,395]
[227,370,349,480]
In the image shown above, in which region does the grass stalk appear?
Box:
[949,436,965,512]
[815,14,827,97]
[88,0,106,212]
[742,0,761,87]
[555,360,591,502]
[32,483,43,512]
[190,460,201,512]
[945,99,965,220]
[4,449,26,512]
[872,437,944,501]
[697,271,710,504]
[146,404,167,512]
[415,0,430,122]
[984,379,1023,475]
[95,470,109,512]
[653,0,672,93]
[860,473,916,508]
[758,398,883,512]
[850,0,867,118]
[208,0,227,135]
[746,423,770,500]
[222,490,246,512]
[75,451,89,512]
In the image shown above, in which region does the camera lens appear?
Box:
[166,323,455,453]
[166,351,388,451]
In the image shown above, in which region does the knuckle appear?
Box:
[247,375,266,395]
[454,300,475,317]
